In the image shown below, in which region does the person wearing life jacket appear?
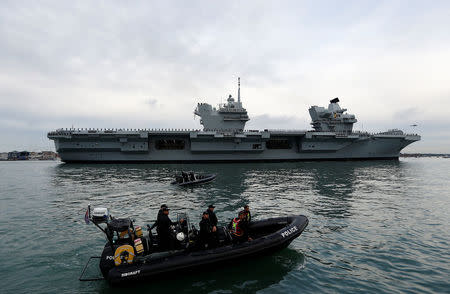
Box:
[228,211,251,243]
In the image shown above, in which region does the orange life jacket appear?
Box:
[231,218,243,236]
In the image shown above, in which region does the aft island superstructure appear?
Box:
[48,78,420,163]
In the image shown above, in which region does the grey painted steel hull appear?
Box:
[48,129,420,163]
[48,83,420,163]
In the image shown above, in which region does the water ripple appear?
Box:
[0,159,449,293]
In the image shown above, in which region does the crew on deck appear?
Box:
[243,204,251,223]
[198,211,217,249]
[157,206,184,251]
[149,204,167,232]
[228,211,252,244]
[205,204,218,231]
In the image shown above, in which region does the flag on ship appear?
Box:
[84,207,90,224]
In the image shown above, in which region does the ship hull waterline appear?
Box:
[54,135,417,163]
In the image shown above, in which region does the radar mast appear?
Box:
[238,77,241,104]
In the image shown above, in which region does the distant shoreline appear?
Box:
[0,151,58,161]
[0,160,59,162]
[400,153,450,158]
[1,153,448,161]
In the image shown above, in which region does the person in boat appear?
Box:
[149,204,167,232]
[243,204,251,222]
[228,211,252,244]
[197,211,216,249]
[157,207,183,251]
[189,172,195,181]
[181,171,189,182]
[205,205,218,244]
[205,204,218,231]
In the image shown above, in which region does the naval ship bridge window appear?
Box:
[266,139,291,149]
[155,139,185,150]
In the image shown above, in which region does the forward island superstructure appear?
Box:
[48,78,420,163]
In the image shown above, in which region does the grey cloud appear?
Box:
[248,114,309,130]
[1,1,450,152]
[146,98,158,107]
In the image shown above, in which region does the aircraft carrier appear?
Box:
[48,78,420,163]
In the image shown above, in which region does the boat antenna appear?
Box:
[238,77,241,103]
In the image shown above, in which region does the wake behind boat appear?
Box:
[171,172,216,186]
[80,207,308,285]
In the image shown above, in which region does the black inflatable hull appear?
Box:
[171,174,216,186]
[104,215,308,285]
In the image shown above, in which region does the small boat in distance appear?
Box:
[171,171,216,186]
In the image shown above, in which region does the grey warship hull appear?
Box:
[48,129,420,163]
[48,79,420,162]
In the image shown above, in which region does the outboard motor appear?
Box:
[92,207,109,223]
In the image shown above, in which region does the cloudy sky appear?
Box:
[1,0,449,153]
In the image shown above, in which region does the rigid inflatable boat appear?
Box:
[171,172,216,186]
[80,207,308,284]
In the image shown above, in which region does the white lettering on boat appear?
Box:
[106,256,114,260]
[121,270,141,277]
[281,226,298,238]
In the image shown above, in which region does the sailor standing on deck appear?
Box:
[198,211,214,249]
[205,204,219,247]
[157,207,182,251]
[149,204,167,233]
[205,205,218,233]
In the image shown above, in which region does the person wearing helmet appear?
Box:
[228,210,252,244]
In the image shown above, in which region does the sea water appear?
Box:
[0,158,448,293]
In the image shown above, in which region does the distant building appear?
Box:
[8,151,30,160]
[38,151,58,160]
[0,153,7,160]
[28,151,58,160]
[7,151,19,160]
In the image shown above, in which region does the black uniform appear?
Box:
[198,218,214,249]
[240,219,249,241]
[150,209,164,231]
[206,209,218,227]
[157,214,177,250]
